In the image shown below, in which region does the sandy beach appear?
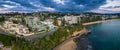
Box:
[53,29,89,50]
[53,38,77,50]
[82,20,112,26]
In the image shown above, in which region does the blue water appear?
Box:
[86,20,120,50]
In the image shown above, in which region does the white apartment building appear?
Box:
[42,19,57,30]
[64,15,82,24]
[25,17,47,32]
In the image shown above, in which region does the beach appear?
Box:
[82,20,112,26]
[53,28,89,50]
[53,38,77,50]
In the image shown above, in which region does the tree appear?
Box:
[53,18,58,26]
[96,16,102,21]
[62,18,66,26]
[21,17,26,25]
[0,15,5,22]
[12,20,19,24]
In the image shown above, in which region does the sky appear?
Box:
[0,0,120,13]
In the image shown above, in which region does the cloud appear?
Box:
[0,0,110,13]
[53,0,65,5]
[2,4,16,8]
[0,8,8,11]
[91,9,120,13]
[39,0,106,12]
[91,0,120,13]
[43,7,55,11]
[100,0,120,8]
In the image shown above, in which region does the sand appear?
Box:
[54,39,77,50]
[82,20,112,26]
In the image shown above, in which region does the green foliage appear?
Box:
[53,18,58,26]
[27,24,33,31]
[80,16,103,23]
[21,17,26,25]
[90,16,102,22]
[83,16,90,23]
[12,20,19,24]
[37,24,83,50]
[11,24,83,50]
[62,18,66,26]
[0,34,16,46]
[0,15,5,22]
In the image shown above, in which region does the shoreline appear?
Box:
[82,19,120,26]
[53,29,88,50]
[53,19,120,50]
[82,20,112,26]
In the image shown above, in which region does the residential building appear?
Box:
[42,19,57,30]
[57,17,62,26]
[64,15,82,24]
[25,17,47,33]
[3,21,32,36]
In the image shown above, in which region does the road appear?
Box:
[0,27,58,41]
[0,29,14,36]
[24,28,57,41]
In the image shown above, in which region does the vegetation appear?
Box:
[0,12,120,50]
[11,24,83,50]
[21,17,26,25]
[0,34,16,46]
[53,18,58,26]
[81,16,103,23]
[62,18,66,26]
[12,20,20,24]
[0,15,5,22]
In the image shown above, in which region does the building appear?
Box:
[25,16,40,27]
[111,15,118,19]
[42,19,57,30]
[9,17,22,21]
[63,15,82,24]
[3,21,32,36]
[57,17,62,26]
[76,16,82,24]
[25,16,47,33]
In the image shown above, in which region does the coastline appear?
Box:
[53,19,119,50]
[82,20,112,26]
[53,29,88,50]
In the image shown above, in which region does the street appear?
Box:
[24,28,58,41]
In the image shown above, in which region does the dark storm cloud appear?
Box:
[39,0,106,12]
[10,0,38,9]
[0,0,106,12]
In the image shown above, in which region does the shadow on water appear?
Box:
[75,20,120,50]
[75,33,93,50]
